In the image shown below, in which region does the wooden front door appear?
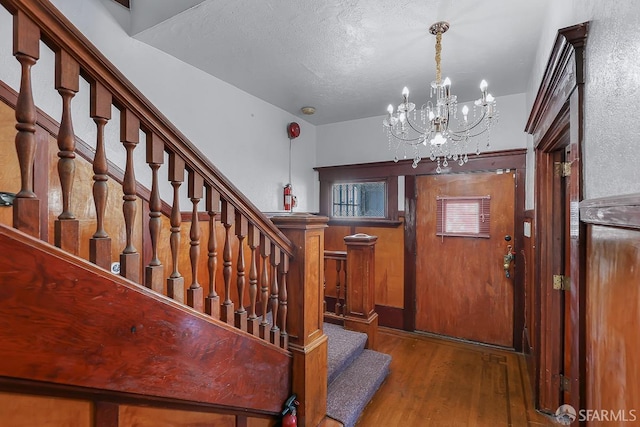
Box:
[415,171,516,348]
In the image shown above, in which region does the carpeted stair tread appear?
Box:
[325,322,368,386]
[326,349,392,427]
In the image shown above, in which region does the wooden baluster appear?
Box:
[205,187,220,318]
[323,256,327,314]
[167,153,185,303]
[187,171,204,312]
[119,109,140,282]
[234,213,248,331]
[259,235,271,341]
[341,258,347,316]
[335,259,343,315]
[278,255,289,349]
[269,245,281,345]
[247,224,260,336]
[144,132,164,291]
[53,49,80,254]
[220,200,235,324]
[89,82,112,270]
[12,11,41,238]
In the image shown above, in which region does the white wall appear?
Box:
[526,0,640,202]
[0,0,319,213]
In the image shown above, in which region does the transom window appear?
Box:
[332,181,386,218]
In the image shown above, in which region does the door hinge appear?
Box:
[560,374,572,392]
[553,274,570,291]
[555,161,572,177]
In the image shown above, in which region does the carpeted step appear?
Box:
[326,349,392,427]
[325,322,368,385]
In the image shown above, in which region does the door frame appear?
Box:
[525,23,588,413]
[403,150,527,351]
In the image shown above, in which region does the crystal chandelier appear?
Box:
[383,21,498,172]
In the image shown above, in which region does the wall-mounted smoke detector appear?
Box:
[301,106,316,115]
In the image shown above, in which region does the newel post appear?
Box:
[270,214,328,427]
[344,233,378,350]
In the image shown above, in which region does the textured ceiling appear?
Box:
[122,0,551,125]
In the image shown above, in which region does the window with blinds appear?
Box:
[436,196,491,238]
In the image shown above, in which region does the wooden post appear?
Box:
[12,11,41,238]
[344,233,378,350]
[270,214,328,427]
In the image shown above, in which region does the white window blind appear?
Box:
[436,196,491,238]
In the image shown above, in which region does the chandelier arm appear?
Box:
[404,117,428,135]
[448,110,490,134]
[387,128,424,144]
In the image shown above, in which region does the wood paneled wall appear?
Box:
[0,101,21,228]
[0,392,276,427]
[586,225,640,417]
[324,219,405,327]
[581,195,640,421]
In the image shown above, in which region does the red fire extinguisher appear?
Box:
[284,183,296,212]
[281,394,298,427]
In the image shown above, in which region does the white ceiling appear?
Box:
[118,0,551,125]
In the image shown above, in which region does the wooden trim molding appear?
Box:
[525,23,588,144]
[580,194,640,229]
[525,22,588,413]
[112,0,130,8]
[315,149,526,181]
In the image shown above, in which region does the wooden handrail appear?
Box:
[0,0,293,258]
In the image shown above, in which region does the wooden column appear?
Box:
[205,187,220,318]
[89,81,112,270]
[119,109,140,282]
[144,132,164,291]
[344,233,378,350]
[187,171,204,312]
[53,49,80,255]
[270,214,328,427]
[167,153,185,302]
[220,200,235,324]
[12,11,41,238]
[234,212,248,331]
[247,224,260,336]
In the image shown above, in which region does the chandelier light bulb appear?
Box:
[381,21,498,172]
[430,132,447,146]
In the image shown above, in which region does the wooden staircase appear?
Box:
[0,0,334,425]
[0,1,390,425]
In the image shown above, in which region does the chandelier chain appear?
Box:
[435,31,442,85]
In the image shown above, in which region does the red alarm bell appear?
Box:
[287,122,300,139]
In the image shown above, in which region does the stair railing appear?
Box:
[324,250,347,317]
[2,0,294,350]
[324,233,379,349]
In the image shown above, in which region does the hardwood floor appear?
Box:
[355,328,555,426]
